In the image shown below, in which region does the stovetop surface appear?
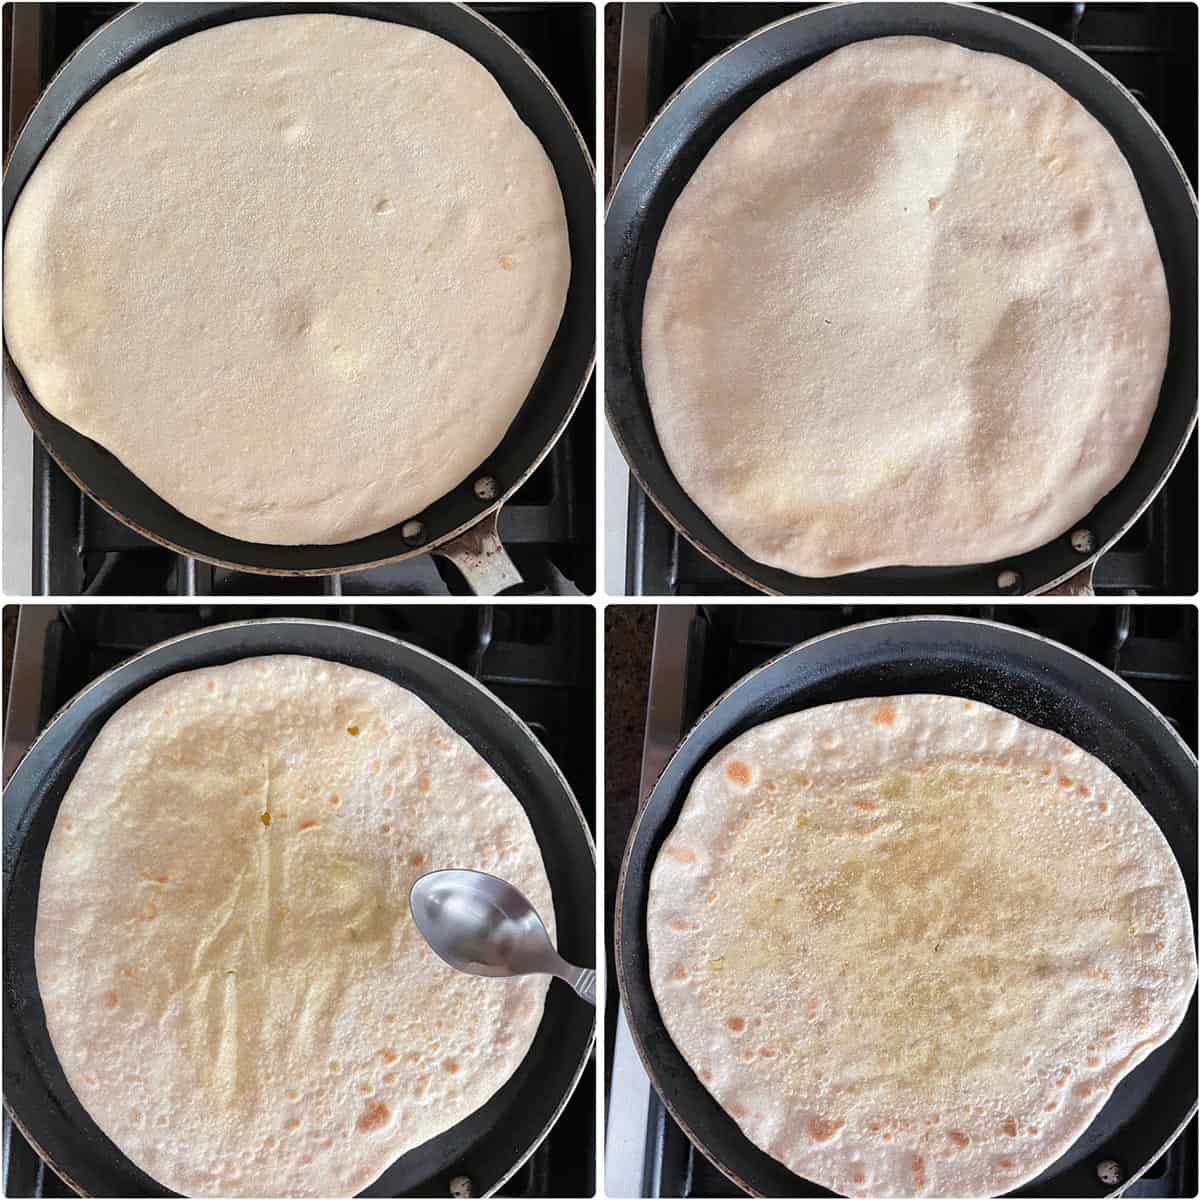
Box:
[620,1,1198,596]
[9,3,595,597]
[3,604,595,1198]
[612,602,1197,1198]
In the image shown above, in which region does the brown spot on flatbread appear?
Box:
[948,1130,969,1149]
[726,1017,746,1033]
[725,760,752,786]
[764,781,778,793]
[1097,800,1109,813]
[383,1072,396,1085]
[857,821,882,836]
[1040,766,1052,776]
[927,196,941,212]
[329,793,340,806]
[1000,1118,1018,1137]
[1058,775,1073,789]
[807,1117,844,1143]
[729,1102,747,1118]
[1076,783,1091,797]
[700,1069,713,1082]
[443,1058,460,1074]
[1027,1126,1038,1135]
[871,702,896,726]
[287,1118,301,1131]
[1044,1101,1057,1112]
[142,871,169,884]
[1086,1054,1101,1067]
[669,918,698,932]
[355,1100,391,1134]
[671,964,689,982]
[142,904,158,920]
[853,799,878,812]
[796,772,813,788]
[665,845,696,864]
[381,1049,398,1064]
[329,1061,341,1074]
[409,852,426,867]
[381,823,392,834]
[1073,1083,1092,1098]
[298,820,319,831]
[104,990,120,1010]
[346,725,360,736]
[998,1158,1015,1171]
[758,1047,776,1058]
[912,1154,927,1189]
[418,773,431,794]
[851,1169,867,1186]
[499,254,515,270]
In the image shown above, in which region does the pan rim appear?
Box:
[604,0,1198,596]
[3,1,597,579]
[614,612,1197,1198]
[3,615,596,1199]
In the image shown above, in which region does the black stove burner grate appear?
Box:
[622,1,1198,596]
[14,3,595,597]
[3,604,595,1198]
[636,602,1196,1198]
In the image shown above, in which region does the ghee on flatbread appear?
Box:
[641,36,1170,577]
[35,656,554,1198]
[648,695,1195,1197]
[4,15,570,545]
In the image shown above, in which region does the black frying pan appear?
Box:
[3,3,595,578]
[605,2,1198,596]
[3,618,596,1197]
[616,616,1197,1196]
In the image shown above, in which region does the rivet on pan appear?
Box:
[473,476,498,502]
[401,519,426,545]
[1071,528,1095,554]
[996,569,1022,593]
[448,1176,474,1198]
[1096,1159,1124,1187]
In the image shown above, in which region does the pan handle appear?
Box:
[434,510,522,595]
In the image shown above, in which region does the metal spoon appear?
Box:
[409,868,595,1005]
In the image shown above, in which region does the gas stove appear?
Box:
[3,603,596,1198]
[606,603,1198,1197]
[607,2,1198,596]
[2,3,596,596]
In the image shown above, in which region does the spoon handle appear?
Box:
[559,964,596,1006]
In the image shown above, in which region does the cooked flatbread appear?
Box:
[648,695,1195,1198]
[641,36,1169,577]
[35,656,554,1198]
[4,14,569,545]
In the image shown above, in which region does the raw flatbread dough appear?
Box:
[4,14,570,544]
[35,656,554,1198]
[641,36,1170,576]
[648,695,1195,1198]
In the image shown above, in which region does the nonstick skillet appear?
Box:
[616,616,1197,1196]
[3,618,596,1197]
[605,2,1198,596]
[2,3,596,588]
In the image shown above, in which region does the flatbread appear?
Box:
[641,36,1170,576]
[4,14,569,545]
[648,695,1195,1198]
[35,656,554,1198]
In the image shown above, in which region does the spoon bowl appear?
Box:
[409,869,595,1004]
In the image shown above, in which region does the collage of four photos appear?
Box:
[1,3,1197,1200]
